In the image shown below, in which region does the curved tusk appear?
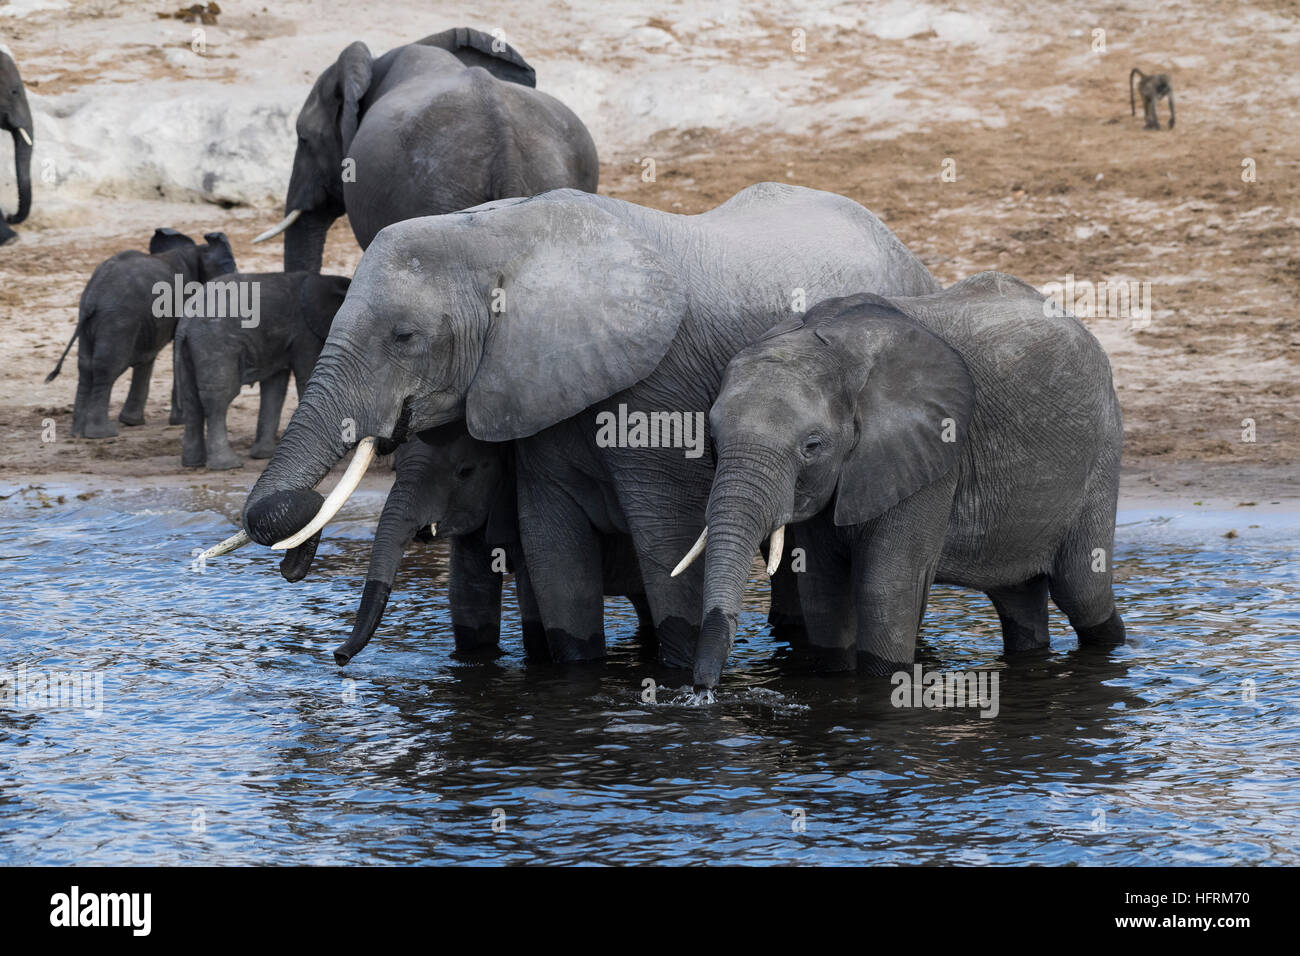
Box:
[429,522,437,538]
[766,525,786,576]
[200,529,251,560]
[252,208,302,244]
[670,526,708,578]
[272,437,376,550]
[18,128,32,146]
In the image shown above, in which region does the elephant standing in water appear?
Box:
[0,49,34,246]
[677,275,1126,690]
[330,425,652,666]
[45,229,237,438]
[226,183,939,671]
[253,26,598,272]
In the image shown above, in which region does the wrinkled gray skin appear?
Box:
[693,274,1126,689]
[278,26,597,273]
[0,50,34,245]
[333,424,653,666]
[241,183,939,672]
[46,229,237,438]
[174,272,351,470]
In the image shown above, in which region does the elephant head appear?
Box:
[678,294,975,689]
[238,195,689,570]
[0,50,34,226]
[149,228,238,279]
[334,423,515,665]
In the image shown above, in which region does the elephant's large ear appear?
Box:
[149,228,193,254]
[465,202,688,442]
[333,41,374,152]
[416,27,536,87]
[830,307,975,526]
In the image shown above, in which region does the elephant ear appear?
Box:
[201,232,237,278]
[416,27,536,87]
[465,201,688,442]
[149,228,194,254]
[830,306,975,526]
[332,41,374,152]
[301,274,351,340]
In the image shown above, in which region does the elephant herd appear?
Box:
[27,27,1126,691]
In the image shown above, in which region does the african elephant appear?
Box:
[46,229,237,438]
[333,424,652,666]
[253,26,598,273]
[228,183,939,672]
[677,274,1127,690]
[174,271,351,469]
[0,49,34,242]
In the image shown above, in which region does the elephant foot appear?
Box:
[522,620,550,662]
[546,628,606,663]
[856,650,911,677]
[804,643,856,673]
[118,411,146,427]
[81,422,119,439]
[248,442,277,460]
[168,411,184,426]
[1075,609,1126,646]
[205,449,244,471]
[181,451,206,469]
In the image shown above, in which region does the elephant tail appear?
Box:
[45,301,91,383]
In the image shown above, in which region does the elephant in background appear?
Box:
[174,271,351,469]
[681,274,1126,690]
[253,26,598,272]
[46,229,237,438]
[230,183,939,672]
[0,49,33,245]
[328,423,653,666]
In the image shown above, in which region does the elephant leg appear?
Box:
[793,515,856,671]
[71,361,92,438]
[515,479,607,663]
[250,369,291,459]
[628,592,657,644]
[510,545,549,661]
[986,574,1051,653]
[118,357,154,426]
[449,532,504,654]
[851,476,956,675]
[168,360,183,425]
[1049,491,1126,646]
[181,412,206,468]
[202,393,242,470]
[766,526,807,644]
[81,353,125,439]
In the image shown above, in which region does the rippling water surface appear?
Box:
[1,484,1297,865]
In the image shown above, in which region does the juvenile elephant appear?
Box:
[228,183,939,671]
[46,229,237,438]
[677,274,1127,689]
[0,49,34,243]
[332,424,652,666]
[253,26,598,272]
[174,271,351,469]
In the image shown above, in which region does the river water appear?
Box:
[1,484,1296,864]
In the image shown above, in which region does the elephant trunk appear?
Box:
[283,208,335,273]
[693,444,795,690]
[7,128,31,225]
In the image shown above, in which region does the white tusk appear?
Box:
[670,526,708,578]
[429,522,437,538]
[766,526,786,576]
[271,437,376,550]
[18,128,32,146]
[200,529,251,560]
[252,208,302,244]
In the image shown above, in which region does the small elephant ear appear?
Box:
[201,232,237,277]
[300,274,350,340]
[465,201,689,442]
[831,310,975,526]
[149,228,194,254]
[334,41,374,152]
[416,27,536,87]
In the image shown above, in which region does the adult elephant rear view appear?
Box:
[254,27,599,272]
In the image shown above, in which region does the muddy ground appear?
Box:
[1,0,1296,509]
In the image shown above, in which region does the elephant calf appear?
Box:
[681,273,1126,689]
[46,229,237,438]
[174,271,351,469]
[331,424,652,666]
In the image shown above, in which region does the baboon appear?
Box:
[1130,67,1175,130]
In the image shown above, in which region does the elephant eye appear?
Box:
[393,330,414,344]
[803,436,823,455]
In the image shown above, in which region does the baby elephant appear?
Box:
[334,423,652,666]
[174,272,351,469]
[46,228,237,438]
[682,272,1126,689]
